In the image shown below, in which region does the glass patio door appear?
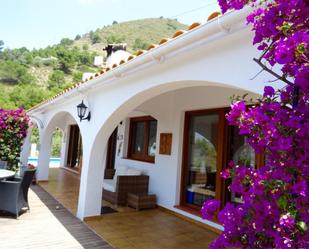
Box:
[183,111,222,208]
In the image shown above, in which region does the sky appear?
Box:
[0,0,219,49]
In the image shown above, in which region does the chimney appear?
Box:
[103,43,127,57]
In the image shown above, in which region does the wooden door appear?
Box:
[66,125,82,171]
[104,127,118,178]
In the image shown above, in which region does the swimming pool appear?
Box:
[28,157,60,167]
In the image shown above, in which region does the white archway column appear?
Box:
[37,131,52,181]
[76,134,107,220]
[20,129,32,167]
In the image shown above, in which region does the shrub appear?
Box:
[0,108,29,171]
[90,32,102,44]
[202,1,309,248]
[105,35,125,44]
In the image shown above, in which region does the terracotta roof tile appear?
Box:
[127,55,136,61]
[207,11,221,21]
[172,30,186,38]
[147,44,158,50]
[188,22,201,30]
[136,50,147,56]
[159,37,171,45]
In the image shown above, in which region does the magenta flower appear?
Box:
[0,108,29,171]
[279,214,295,229]
[201,0,309,248]
[201,200,221,220]
[263,86,275,97]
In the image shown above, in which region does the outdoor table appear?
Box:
[0,169,15,180]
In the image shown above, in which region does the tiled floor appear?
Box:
[40,167,219,249]
[86,209,218,249]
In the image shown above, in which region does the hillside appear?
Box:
[0,18,187,110]
[74,18,188,54]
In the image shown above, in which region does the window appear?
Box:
[223,124,264,204]
[128,116,157,163]
[225,125,256,204]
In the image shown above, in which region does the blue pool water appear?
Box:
[28,157,60,167]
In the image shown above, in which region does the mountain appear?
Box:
[0,18,187,109]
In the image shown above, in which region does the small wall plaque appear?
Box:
[159,133,172,155]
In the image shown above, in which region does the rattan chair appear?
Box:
[103,175,149,206]
[0,169,36,218]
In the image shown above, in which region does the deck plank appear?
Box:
[0,184,113,249]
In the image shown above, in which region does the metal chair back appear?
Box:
[0,160,8,169]
[21,169,36,204]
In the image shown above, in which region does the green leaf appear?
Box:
[296,221,308,232]
[277,195,288,210]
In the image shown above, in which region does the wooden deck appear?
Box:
[39,167,80,214]
[0,184,113,249]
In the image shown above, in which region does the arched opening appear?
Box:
[27,124,40,166]
[20,117,43,169]
[78,82,260,220]
[36,111,83,214]
[25,126,64,169]
[50,128,64,168]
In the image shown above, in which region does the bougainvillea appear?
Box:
[202,0,309,248]
[0,108,29,171]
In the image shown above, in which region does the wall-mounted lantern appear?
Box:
[77,100,91,122]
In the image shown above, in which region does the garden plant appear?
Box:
[202,0,309,248]
[0,108,29,171]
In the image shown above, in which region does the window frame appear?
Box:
[180,107,264,216]
[180,108,226,212]
[128,116,157,163]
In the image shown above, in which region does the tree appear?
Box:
[90,31,102,44]
[9,84,47,110]
[60,38,74,47]
[133,38,148,51]
[112,20,118,25]
[51,129,63,157]
[0,60,35,84]
[82,44,89,50]
[0,85,15,109]
[73,71,83,82]
[0,40,4,51]
[75,34,81,40]
[202,1,308,248]
[47,70,66,90]
[105,35,125,44]
[55,46,77,73]
[77,50,94,66]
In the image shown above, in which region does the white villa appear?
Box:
[21,7,270,231]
